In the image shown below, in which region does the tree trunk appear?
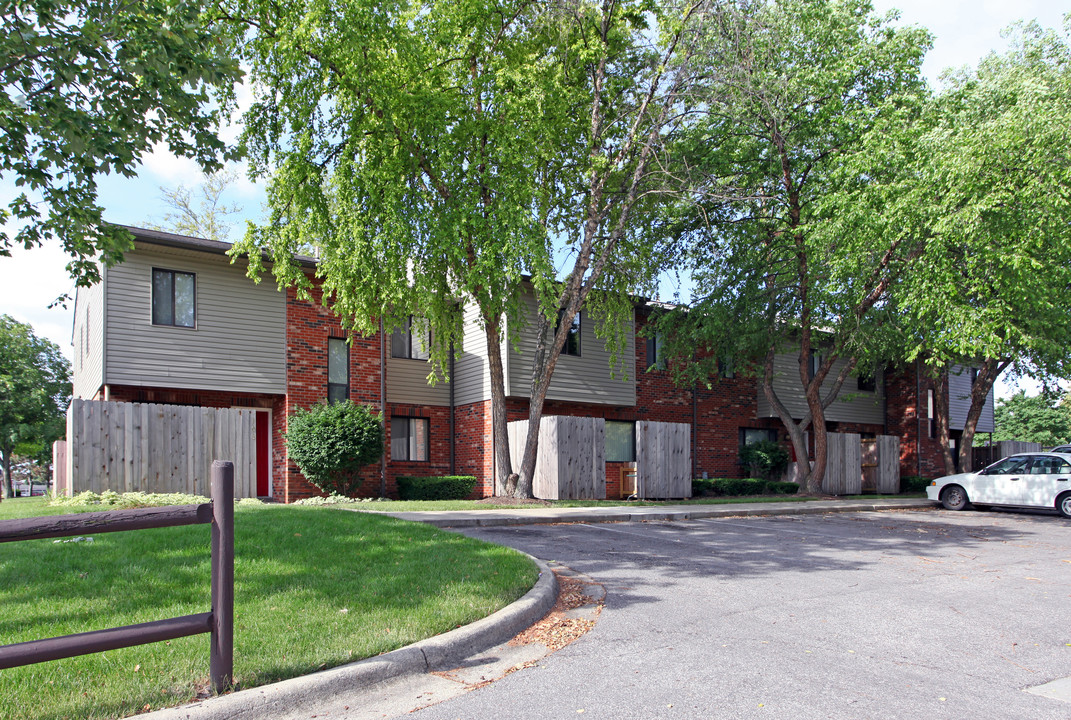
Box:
[482,314,516,496]
[957,358,1008,473]
[933,372,956,476]
[1,444,12,500]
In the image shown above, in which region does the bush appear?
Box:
[692,478,719,496]
[900,475,932,494]
[739,440,790,481]
[49,491,210,508]
[285,401,385,497]
[765,481,800,495]
[718,478,768,496]
[397,476,477,501]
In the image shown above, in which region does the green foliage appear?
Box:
[900,476,932,493]
[739,440,790,482]
[396,476,478,501]
[993,391,1071,446]
[292,493,388,506]
[49,490,209,508]
[0,0,242,287]
[0,315,71,498]
[692,477,798,497]
[285,401,384,497]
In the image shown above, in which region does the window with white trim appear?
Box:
[152,268,195,327]
[327,338,349,403]
[391,417,429,461]
[391,317,430,360]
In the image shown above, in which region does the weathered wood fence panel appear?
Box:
[636,421,691,499]
[875,435,900,493]
[860,436,900,494]
[507,416,605,500]
[972,440,1043,470]
[52,440,68,496]
[65,399,256,498]
[823,433,862,495]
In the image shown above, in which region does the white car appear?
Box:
[927,452,1071,518]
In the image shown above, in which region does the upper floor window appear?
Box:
[718,357,735,379]
[807,353,821,381]
[857,373,877,392]
[645,332,665,370]
[391,317,430,360]
[151,269,195,328]
[327,337,349,403]
[556,310,581,357]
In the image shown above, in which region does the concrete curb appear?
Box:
[145,555,558,720]
[384,498,935,528]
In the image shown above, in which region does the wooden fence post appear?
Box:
[210,461,234,692]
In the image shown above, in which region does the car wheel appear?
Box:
[1057,492,1071,519]
[940,485,969,511]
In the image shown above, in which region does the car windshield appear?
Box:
[983,456,1031,475]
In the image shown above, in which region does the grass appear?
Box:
[355,494,821,512]
[0,498,536,720]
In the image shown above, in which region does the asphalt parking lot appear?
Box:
[411,509,1071,720]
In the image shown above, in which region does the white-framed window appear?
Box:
[605,421,636,462]
[391,417,429,461]
[927,388,936,439]
[327,337,349,403]
[151,268,195,328]
[391,317,430,360]
[740,427,778,448]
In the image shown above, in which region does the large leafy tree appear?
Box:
[0,0,242,288]
[660,0,931,492]
[0,315,70,499]
[993,390,1071,447]
[230,0,707,496]
[900,20,1071,473]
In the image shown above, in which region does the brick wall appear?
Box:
[885,365,948,479]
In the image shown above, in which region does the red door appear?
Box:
[256,411,270,497]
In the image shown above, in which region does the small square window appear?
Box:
[327,338,349,403]
[556,310,581,357]
[605,421,636,462]
[391,317,430,360]
[391,417,429,461]
[857,374,877,392]
[740,427,778,448]
[152,269,195,327]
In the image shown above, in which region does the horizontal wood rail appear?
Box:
[0,461,235,692]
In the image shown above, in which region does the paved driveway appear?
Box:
[412,509,1071,720]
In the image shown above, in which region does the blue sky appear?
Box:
[1,1,1067,397]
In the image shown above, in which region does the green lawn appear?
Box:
[0,498,536,720]
[353,494,825,512]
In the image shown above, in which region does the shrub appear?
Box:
[692,478,719,496]
[900,475,932,493]
[49,491,210,508]
[765,481,800,495]
[285,401,385,497]
[396,476,477,501]
[739,440,790,481]
[717,478,768,496]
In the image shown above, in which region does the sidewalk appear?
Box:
[377,496,936,528]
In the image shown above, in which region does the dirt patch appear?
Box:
[510,573,603,651]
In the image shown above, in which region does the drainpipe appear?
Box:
[692,381,697,479]
[380,318,387,497]
[915,359,922,477]
[449,343,456,475]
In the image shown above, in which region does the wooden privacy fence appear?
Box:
[635,421,691,499]
[507,416,606,500]
[973,440,1043,470]
[66,399,257,498]
[0,461,235,692]
[824,433,900,495]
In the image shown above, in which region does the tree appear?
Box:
[0,315,70,499]
[659,0,931,492]
[898,20,1071,473]
[0,0,243,289]
[229,0,709,497]
[993,390,1071,446]
[149,168,243,243]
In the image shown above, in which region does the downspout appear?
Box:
[915,360,922,476]
[449,342,456,475]
[380,318,387,497]
[692,381,697,479]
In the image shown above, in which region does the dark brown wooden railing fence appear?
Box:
[0,460,235,692]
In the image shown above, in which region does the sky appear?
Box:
[1,0,1068,398]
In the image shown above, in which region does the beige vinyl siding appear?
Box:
[103,243,286,393]
[948,364,995,433]
[504,294,636,406]
[756,354,884,425]
[453,302,493,406]
[386,336,451,406]
[72,281,105,399]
